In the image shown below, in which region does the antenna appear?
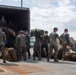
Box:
[21,0,23,8]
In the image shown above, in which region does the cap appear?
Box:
[64,28,68,32]
[53,27,58,31]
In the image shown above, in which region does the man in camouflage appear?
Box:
[16,30,27,61]
[25,31,30,59]
[0,15,7,31]
[41,31,50,61]
[49,27,59,62]
[0,25,6,63]
[60,29,71,60]
[33,30,42,61]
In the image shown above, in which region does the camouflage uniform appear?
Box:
[0,16,7,34]
[33,37,42,60]
[41,32,50,61]
[16,32,27,61]
[60,32,70,60]
[0,19,7,28]
[26,34,30,59]
[49,31,59,62]
[33,29,44,61]
[0,30,6,63]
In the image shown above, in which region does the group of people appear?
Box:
[0,25,30,63]
[0,27,71,63]
[33,27,71,62]
[0,15,71,63]
[16,30,30,61]
[0,15,30,63]
[0,15,7,63]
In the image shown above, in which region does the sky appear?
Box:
[0,0,76,40]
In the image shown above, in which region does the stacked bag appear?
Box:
[0,48,19,62]
[31,29,44,37]
[5,48,19,62]
[65,50,76,61]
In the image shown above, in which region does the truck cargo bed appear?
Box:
[0,5,30,32]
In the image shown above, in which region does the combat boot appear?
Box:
[62,58,65,61]
[47,57,49,62]
[54,59,59,62]
[47,59,49,62]
[3,60,6,63]
[38,58,41,61]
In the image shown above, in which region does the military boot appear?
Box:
[47,57,49,62]
[38,58,41,61]
[62,58,65,61]
[3,60,6,63]
[47,59,49,62]
[54,59,59,62]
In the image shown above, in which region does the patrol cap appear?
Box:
[45,31,48,34]
[53,27,58,31]
[19,30,24,34]
[25,30,28,32]
[64,28,68,32]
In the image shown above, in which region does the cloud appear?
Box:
[0,0,21,6]
[63,17,76,32]
[30,0,76,39]
[14,0,20,1]
[58,0,70,5]
[0,0,76,39]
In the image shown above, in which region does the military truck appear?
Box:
[0,5,30,32]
